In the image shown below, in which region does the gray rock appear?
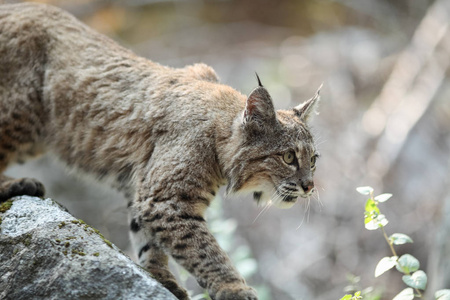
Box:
[0,196,177,300]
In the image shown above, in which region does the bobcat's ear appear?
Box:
[293,84,322,122]
[242,75,276,128]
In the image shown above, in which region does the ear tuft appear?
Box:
[293,83,322,122]
[255,72,263,87]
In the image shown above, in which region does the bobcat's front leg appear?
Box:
[132,196,257,300]
[130,225,189,300]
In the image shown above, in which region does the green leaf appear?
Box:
[389,233,413,245]
[402,270,427,290]
[365,199,379,214]
[365,199,380,229]
[340,292,363,300]
[435,289,450,300]
[375,256,398,277]
[396,254,420,274]
[374,193,393,202]
[357,186,374,195]
[392,288,414,300]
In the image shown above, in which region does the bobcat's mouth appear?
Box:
[253,190,299,209]
[282,195,297,202]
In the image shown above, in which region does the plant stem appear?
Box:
[415,288,423,298]
[380,223,424,298]
[368,189,426,299]
[380,226,397,257]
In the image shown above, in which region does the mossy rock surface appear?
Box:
[0,196,176,300]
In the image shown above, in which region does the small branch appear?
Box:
[415,288,423,298]
[380,226,397,257]
[381,227,426,298]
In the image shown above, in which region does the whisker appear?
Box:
[223,189,231,201]
[313,189,323,210]
[315,139,328,148]
[306,196,311,222]
[296,202,307,230]
[296,196,311,230]
[270,187,280,204]
[252,200,272,223]
[313,184,324,210]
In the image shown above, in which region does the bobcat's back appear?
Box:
[0,3,243,187]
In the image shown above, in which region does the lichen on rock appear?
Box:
[0,196,176,300]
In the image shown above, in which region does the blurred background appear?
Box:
[4,0,450,299]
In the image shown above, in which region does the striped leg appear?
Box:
[129,212,189,300]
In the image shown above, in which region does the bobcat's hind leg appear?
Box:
[0,96,46,202]
[0,174,45,202]
[0,145,45,202]
[129,215,189,300]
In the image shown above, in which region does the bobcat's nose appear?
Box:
[301,181,314,194]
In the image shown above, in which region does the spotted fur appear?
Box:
[0,3,320,300]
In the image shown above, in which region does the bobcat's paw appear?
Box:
[163,279,189,300]
[214,285,258,300]
[0,177,45,202]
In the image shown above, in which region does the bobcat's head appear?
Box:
[227,76,320,209]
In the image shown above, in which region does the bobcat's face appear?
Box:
[234,111,319,208]
[250,111,319,208]
[227,80,320,209]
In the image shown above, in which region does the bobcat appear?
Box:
[0,3,320,300]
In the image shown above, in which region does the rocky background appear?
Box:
[4,0,450,299]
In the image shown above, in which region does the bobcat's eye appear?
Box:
[283,151,295,165]
[311,153,319,169]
